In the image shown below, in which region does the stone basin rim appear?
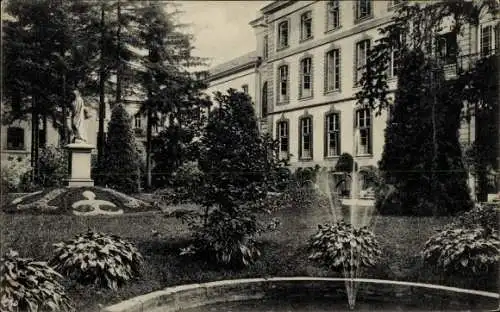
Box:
[101,277,500,312]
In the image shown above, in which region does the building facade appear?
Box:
[206,0,498,197]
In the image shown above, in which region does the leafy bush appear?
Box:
[1,156,31,192]
[451,202,499,233]
[187,210,262,268]
[422,227,499,275]
[335,153,355,173]
[169,161,205,204]
[36,145,69,187]
[1,249,73,312]
[309,222,382,273]
[50,231,143,290]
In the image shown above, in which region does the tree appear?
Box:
[378,51,471,215]
[190,89,270,267]
[3,0,99,179]
[100,104,140,193]
[135,3,208,189]
[356,1,497,214]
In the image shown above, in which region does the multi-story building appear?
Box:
[206,0,499,197]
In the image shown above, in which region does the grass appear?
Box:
[1,196,497,312]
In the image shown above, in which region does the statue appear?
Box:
[69,89,91,144]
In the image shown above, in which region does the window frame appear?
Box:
[277,20,289,50]
[276,119,290,159]
[326,0,340,32]
[6,127,25,151]
[299,116,313,160]
[277,64,290,104]
[300,11,313,42]
[299,57,313,99]
[242,84,249,94]
[436,32,458,65]
[324,112,341,158]
[355,108,372,156]
[355,0,373,22]
[325,49,341,92]
[481,25,494,57]
[134,113,142,129]
[355,39,371,86]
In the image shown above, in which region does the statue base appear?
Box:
[65,143,94,187]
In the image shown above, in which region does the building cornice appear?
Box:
[207,58,261,82]
[260,0,296,15]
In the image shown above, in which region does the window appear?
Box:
[355,39,370,85]
[263,35,269,60]
[388,49,399,77]
[326,49,340,91]
[300,11,313,41]
[327,0,340,31]
[436,32,458,65]
[7,127,24,150]
[300,117,313,159]
[242,84,249,94]
[325,113,340,157]
[355,108,372,155]
[481,25,493,56]
[262,82,268,117]
[300,58,312,98]
[356,0,372,20]
[278,65,289,103]
[277,121,289,159]
[134,114,141,128]
[496,24,499,51]
[38,116,46,148]
[278,21,289,49]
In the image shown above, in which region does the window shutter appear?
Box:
[298,118,302,159]
[310,117,314,160]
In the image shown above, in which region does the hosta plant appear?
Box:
[0,249,73,312]
[422,227,500,275]
[51,231,143,290]
[309,222,382,274]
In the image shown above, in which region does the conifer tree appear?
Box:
[100,104,140,193]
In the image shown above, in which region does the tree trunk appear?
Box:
[146,107,153,189]
[115,0,122,104]
[97,4,106,180]
[31,97,39,183]
[61,73,68,146]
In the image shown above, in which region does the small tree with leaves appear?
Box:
[182,89,270,268]
[99,104,140,193]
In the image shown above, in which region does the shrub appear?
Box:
[1,156,31,192]
[1,249,73,312]
[452,202,499,232]
[36,145,68,187]
[169,161,204,204]
[335,153,355,173]
[50,231,143,290]
[188,210,262,268]
[309,222,381,273]
[422,227,499,275]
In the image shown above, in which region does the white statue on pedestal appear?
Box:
[69,89,91,144]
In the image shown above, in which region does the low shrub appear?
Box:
[37,145,68,188]
[170,161,204,204]
[1,156,31,192]
[422,227,499,275]
[308,222,381,273]
[181,209,262,268]
[50,231,143,290]
[452,202,499,232]
[0,249,73,312]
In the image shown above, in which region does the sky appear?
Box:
[173,1,273,68]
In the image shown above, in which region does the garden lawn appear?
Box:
[1,200,495,312]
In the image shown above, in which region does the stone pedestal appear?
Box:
[66,143,94,187]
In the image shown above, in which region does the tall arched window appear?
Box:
[261,82,268,118]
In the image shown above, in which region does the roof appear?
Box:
[208,51,259,81]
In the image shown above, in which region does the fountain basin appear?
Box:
[101,277,499,312]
